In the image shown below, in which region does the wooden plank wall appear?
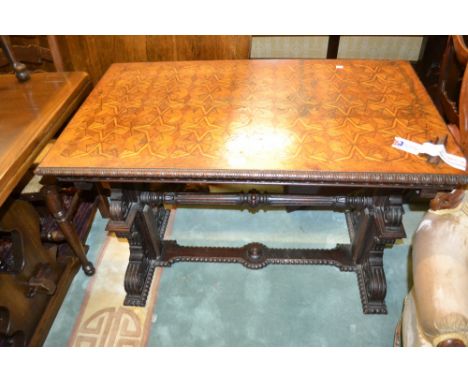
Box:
[58,36,252,85]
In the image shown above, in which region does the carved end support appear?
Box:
[123,260,155,307]
[358,259,388,314]
[116,190,171,306]
[351,196,406,314]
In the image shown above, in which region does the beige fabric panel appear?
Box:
[337,36,424,60]
[250,36,329,58]
[251,36,423,60]
[402,191,468,346]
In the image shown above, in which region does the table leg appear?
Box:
[95,182,111,219]
[346,196,406,314]
[107,189,170,306]
[42,185,95,276]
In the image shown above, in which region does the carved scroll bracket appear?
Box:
[108,188,170,306]
[349,195,406,314]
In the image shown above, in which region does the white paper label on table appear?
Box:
[392,137,466,171]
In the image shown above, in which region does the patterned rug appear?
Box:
[45,202,425,346]
[66,212,176,347]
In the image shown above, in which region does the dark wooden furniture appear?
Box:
[436,36,468,160]
[413,36,448,106]
[326,36,340,59]
[0,36,30,82]
[438,36,467,124]
[37,60,468,315]
[0,35,62,74]
[0,72,94,346]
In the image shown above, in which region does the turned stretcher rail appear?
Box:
[138,191,377,209]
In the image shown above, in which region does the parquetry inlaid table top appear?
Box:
[0,72,91,206]
[37,60,468,187]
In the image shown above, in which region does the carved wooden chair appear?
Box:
[437,35,468,160]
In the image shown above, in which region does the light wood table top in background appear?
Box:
[0,72,91,206]
[37,60,467,187]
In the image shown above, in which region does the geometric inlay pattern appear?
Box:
[39,60,465,177]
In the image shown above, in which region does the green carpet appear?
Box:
[45,204,425,346]
[148,205,424,346]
